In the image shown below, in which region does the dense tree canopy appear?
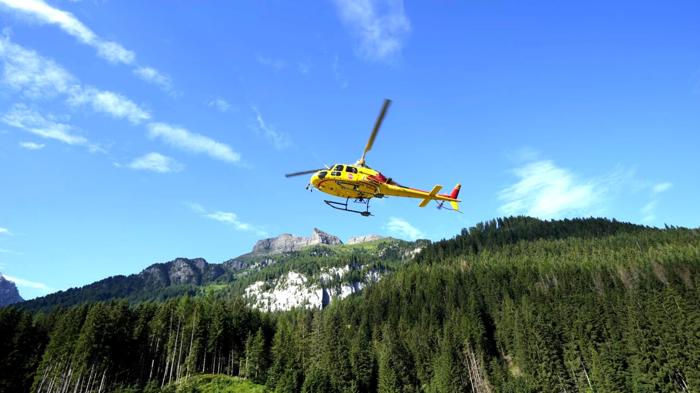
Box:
[2,217,699,392]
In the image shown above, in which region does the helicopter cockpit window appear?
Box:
[318,171,327,179]
[346,166,358,174]
[334,165,344,171]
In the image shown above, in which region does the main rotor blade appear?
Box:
[360,99,391,164]
[285,168,324,178]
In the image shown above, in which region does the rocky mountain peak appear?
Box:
[139,257,223,286]
[252,228,343,255]
[347,234,385,245]
[310,228,343,246]
[0,274,23,306]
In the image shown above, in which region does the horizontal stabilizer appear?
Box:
[419,185,442,208]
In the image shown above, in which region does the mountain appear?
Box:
[347,234,385,244]
[250,228,343,255]
[0,274,23,306]
[5,217,699,393]
[18,230,420,312]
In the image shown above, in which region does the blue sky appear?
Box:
[0,0,698,299]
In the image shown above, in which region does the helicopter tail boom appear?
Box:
[418,185,443,207]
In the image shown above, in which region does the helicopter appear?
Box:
[285,99,461,217]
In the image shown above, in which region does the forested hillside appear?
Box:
[19,238,422,312]
[2,217,699,393]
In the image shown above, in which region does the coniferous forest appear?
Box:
[2,217,700,393]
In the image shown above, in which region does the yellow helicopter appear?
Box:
[285,99,461,216]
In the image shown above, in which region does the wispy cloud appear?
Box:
[0,1,172,94]
[134,67,173,93]
[642,182,672,223]
[19,141,44,150]
[0,36,151,124]
[386,217,423,240]
[208,98,232,113]
[1,36,235,164]
[297,61,311,75]
[2,104,102,152]
[652,182,672,194]
[127,152,183,173]
[68,87,151,124]
[0,0,134,64]
[498,159,608,218]
[3,274,51,291]
[332,55,349,89]
[252,107,292,150]
[256,54,286,71]
[0,247,21,254]
[332,0,411,61]
[0,227,10,235]
[0,35,74,98]
[187,203,266,236]
[147,122,241,163]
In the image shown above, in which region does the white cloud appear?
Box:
[252,107,292,150]
[641,200,657,223]
[0,247,20,254]
[187,203,266,236]
[134,67,173,92]
[0,0,135,64]
[0,37,151,124]
[127,152,183,173]
[185,202,205,214]
[3,274,51,291]
[386,217,423,240]
[642,182,672,223]
[19,141,44,150]
[0,35,74,98]
[147,122,241,163]
[208,98,232,113]
[256,54,286,71]
[652,182,672,194]
[297,61,311,75]
[332,55,349,89]
[2,104,102,152]
[332,0,411,61]
[498,160,605,218]
[68,87,151,124]
[0,227,10,235]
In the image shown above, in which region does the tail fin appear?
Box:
[449,183,461,199]
[419,185,442,207]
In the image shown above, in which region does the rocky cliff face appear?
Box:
[19,229,420,312]
[252,228,343,255]
[139,257,226,286]
[347,234,384,244]
[0,274,23,306]
[244,266,380,312]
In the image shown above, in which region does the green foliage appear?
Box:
[2,217,700,392]
[168,374,266,393]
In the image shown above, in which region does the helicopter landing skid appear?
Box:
[324,197,373,217]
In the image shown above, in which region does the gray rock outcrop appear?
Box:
[0,274,23,306]
[347,234,385,244]
[252,228,342,255]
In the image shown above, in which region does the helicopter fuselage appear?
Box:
[310,164,461,206]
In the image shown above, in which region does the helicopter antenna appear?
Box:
[356,98,391,167]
